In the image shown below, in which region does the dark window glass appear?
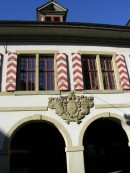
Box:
[0,55,3,91]
[39,55,54,90]
[17,55,36,91]
[82,55,99,90]
[54,17,60,21]
[45,16,51,21]
[100,56,116,89]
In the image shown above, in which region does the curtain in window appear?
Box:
[116,54,130,89]
[6,52,17,91]
[72,53,84,90]
[56,53,68,90]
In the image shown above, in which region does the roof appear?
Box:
[126,19,130,26]
[36,1,68,12]
[0,20,130,46]
[36,1,68,22]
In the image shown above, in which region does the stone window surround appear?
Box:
[16,50,58,91]
[0,50,127,94]
[80,51,122,90]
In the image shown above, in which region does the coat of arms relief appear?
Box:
[48,92,94,124]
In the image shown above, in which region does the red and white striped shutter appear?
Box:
[0,54,3,91]
[56,53,68,90]
[116,54,130,89]
[6,52,17,91]
[72,53,84,90]
[0,54,2,67]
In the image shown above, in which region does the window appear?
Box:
[39,55,54,90]
[100,56,116,89]
[17,54,55,91]
[82,55,99,90]
[0,55,3,91]
[45,15,61,22]
[45,16,51,21]
[81,53,118,90]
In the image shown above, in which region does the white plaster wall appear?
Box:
[0,99,130,149]
[0,44,130,91]
[0,44,130,150]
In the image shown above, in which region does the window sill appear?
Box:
[83,90,123,94]
[0,90,60,96]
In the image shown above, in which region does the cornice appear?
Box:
[0,22,129,46]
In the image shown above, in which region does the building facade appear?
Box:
[0,1,130,173]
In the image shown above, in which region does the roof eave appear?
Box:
[0,22,129,46]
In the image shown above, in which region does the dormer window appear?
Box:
[37,1,68,22]
[54,16,60,22]
[45,15,61,22]
[45,16,51,21]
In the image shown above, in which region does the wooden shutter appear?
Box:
[6,52,17,91]
[116,54,130,89]
[56,53,68,90]
[72,53,84,90]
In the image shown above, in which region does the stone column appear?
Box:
[121,121,130,146]
[66,146,85,173]
[0,153,10,173]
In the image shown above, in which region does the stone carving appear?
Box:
[48,92,94,124]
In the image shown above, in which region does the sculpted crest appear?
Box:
[48,92,94,124]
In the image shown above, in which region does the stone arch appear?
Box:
[3,114,72,153]
[79,112,127,146]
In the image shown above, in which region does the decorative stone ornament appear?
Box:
[48,92,94,124]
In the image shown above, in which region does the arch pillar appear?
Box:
[0,151,10,173]
[121,121,130,146]
[65,146,85,173]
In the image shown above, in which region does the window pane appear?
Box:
[28,72,35,91]
[100,56,116,90]
[17,55,36,91]
[19,73,26,90]
[54,17,60,21]
[82,55,99,90]
[39,55,54,90]
[28,58,35,70]
[47,58,54,70]
[39,72,46,90]
[45,16,51,21]
[47,72,54,90]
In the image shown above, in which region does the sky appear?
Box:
[0,0,130,26]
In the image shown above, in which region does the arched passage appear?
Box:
[83,118,130,173]
[10,121,67,173]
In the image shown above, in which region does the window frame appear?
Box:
[80,51,121,90]
[44,15,62,22]
[0,55,3,92]
[16,50,58,91]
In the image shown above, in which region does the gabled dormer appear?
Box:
[126,19,130,26]
[36,0,68,22]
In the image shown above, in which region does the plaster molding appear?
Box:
[0,106,48,112]
[95,103,130,109]
[65,146,84,152]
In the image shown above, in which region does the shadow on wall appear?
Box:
[0,129,8,152]
[0,129,9,172]
[124,114,130,125]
